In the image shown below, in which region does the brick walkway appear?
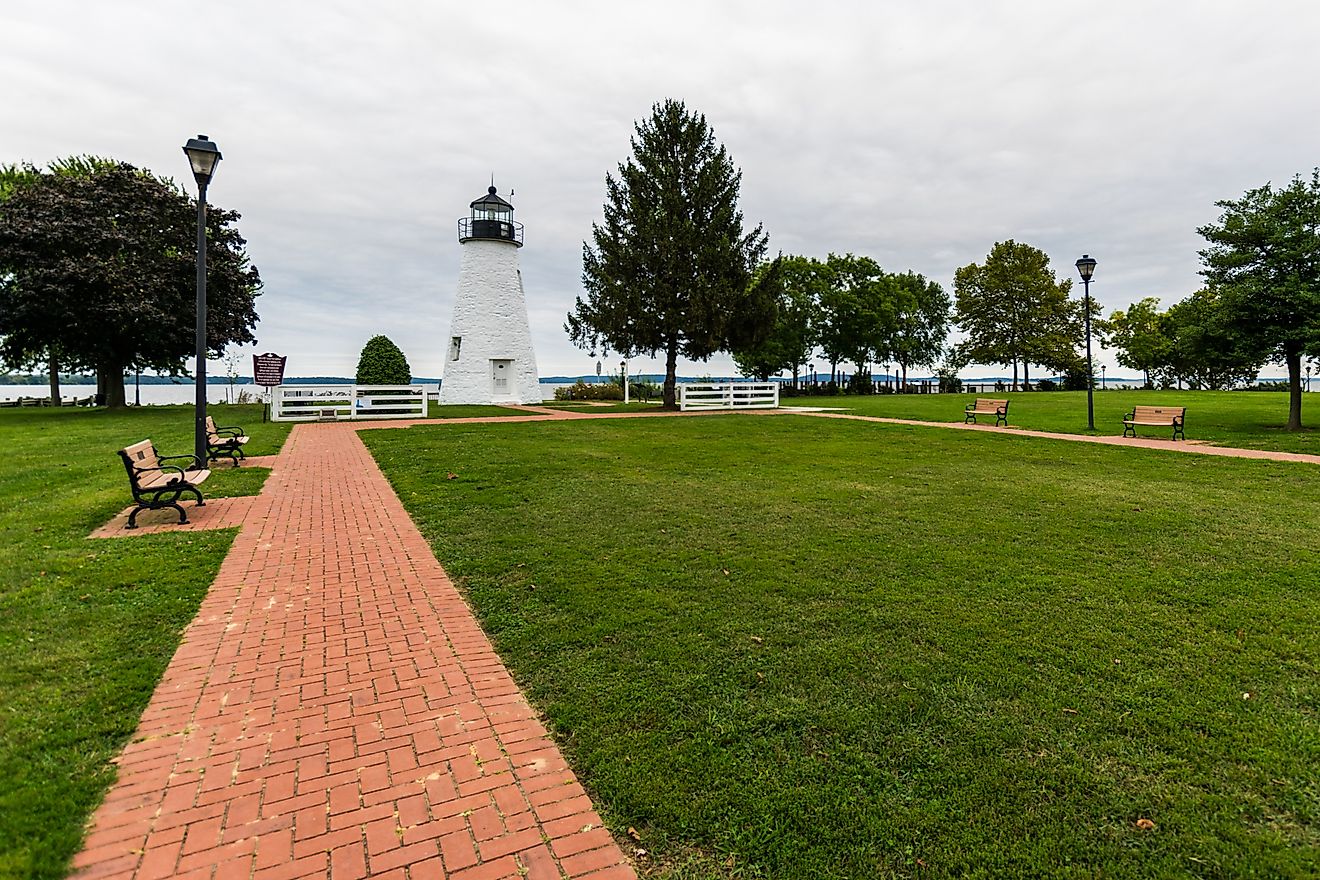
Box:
[74,423,635,880]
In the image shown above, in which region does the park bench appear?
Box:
[117,440,210,528]
[205,415,249,465]
[1123,405,1186,441]
[964,398,1010,426]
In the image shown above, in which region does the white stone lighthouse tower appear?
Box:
[438,186,542,405]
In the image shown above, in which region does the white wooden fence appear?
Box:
[271,385,427,421]
[677,382,780,411]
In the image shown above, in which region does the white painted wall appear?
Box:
[438,238,543,405]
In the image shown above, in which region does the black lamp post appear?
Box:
[1075,255,1097,430]
[1101,364,1107,391]
[183,135,221,466]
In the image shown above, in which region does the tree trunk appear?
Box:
[792,366,800,389]
[100,363,127,408]
[1011,359,1018,391]
[901,362,908,390]
[662,338,679,409]
[48,351,60,405]
[1023,362,1030,390]
[1286,347,1303,431]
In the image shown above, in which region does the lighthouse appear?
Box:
[438,185,542,405]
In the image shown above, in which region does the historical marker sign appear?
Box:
[253,353,287,387]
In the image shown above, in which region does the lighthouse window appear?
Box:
[450,336,462,361]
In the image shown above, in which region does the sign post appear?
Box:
[252,353,287,422]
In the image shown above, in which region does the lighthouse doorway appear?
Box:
[490,359,513,398]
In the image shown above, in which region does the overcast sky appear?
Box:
[4,0,1317,380]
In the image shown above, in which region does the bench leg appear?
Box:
[1123,424,1136,438]
[127,501,187,528]
[965,414,976,424]
[185,486,206,507]
[1173,423,1184,441]
[996,414,1007,427]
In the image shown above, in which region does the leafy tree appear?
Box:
[355,335,412,384]
[1198,169,1320,429]
[731,255,824,385]
[953,240,1076,389]
[0,156,119,402]
[1159,289,1264,390]
[568,99,770,407]
[888,271,951,387]
[818,253,892,381]
[0,162,260,407]
[1099,297,1171,389]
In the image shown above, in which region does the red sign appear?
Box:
[252,353,287,387]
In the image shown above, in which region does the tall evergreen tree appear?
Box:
[568,99,770,407]
[1198,169,1320,429]
[953,240,1075,389]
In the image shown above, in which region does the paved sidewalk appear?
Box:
[74,423,635,880]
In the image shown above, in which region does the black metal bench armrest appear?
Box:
[213,425,244,436]
[964,403,975,412]
[134,463,187,481]
[1123,410,1135,421]
[158,452,204,470]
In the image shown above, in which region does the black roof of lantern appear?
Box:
[470,186,513,212]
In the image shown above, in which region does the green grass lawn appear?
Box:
[782,390,1320,454]
[539,401,666,413]
[365,415,1320,879]
[0,404,290,880]
[425,402,533,419]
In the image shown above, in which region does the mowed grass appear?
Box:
[425,402,533,419]
[783,390,1320,454]
[0,404,290,880]
[365,415,1320,879]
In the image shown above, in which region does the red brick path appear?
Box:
[73,423,635,880]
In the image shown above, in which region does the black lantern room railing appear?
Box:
[458,216,524,245]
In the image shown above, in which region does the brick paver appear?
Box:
[74,422,635,880]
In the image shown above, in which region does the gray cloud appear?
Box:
[3,0,1316,380]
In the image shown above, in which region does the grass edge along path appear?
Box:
[365,413,1320,879]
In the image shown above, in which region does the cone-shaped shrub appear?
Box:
[356,335,411,385]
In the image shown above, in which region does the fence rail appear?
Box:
[271,385,427,421]
[678,382,780,411]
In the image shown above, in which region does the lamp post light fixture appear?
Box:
[1075,254,1097,431]
[183,135,222,466]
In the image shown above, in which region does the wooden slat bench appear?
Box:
[205,415,249,465]
[117,440,210,528]
[1123,405,1186,440]
[964,398,1010,426]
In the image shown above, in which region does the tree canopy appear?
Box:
[1099,297,1169,388]
[888,270,951,385]
[356,335,411,385]
[731,255,827,383]
[1198,169,1320,429]
[953,240,1078,389]
[0,161,261,406]
[568,99,770,407]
